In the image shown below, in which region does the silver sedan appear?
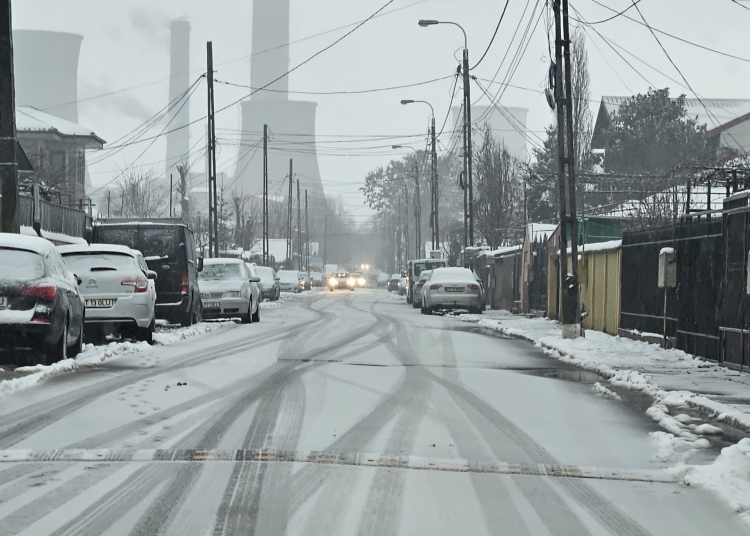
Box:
[411,269,432,309]
[421,267,484,315]
[199,259,260,324]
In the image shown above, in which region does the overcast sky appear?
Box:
[12,0,750,224]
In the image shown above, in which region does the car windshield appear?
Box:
[277,270,299,282]
[335,273,349,278]
[255,266,275,282]
[0,248,44,280]
[200,263,244,281]
[62,252,138,272]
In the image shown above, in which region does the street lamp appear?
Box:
[401,99,438,252]
[392,145,422,259]
[418,18,473,249]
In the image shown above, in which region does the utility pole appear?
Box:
[414,159,422,258]
[206,41,218,258]
[107,190,111,217]
[305,189,309,274]
[323,215,328,270]
[0,0,19,234]
[296,179,301,271]
[554,0,580,338]
[169,173,173,217]
[431,117,439,252]
[462,50,474,247]
[287,159,293,269]
[262,124,269,266]
[461,171,467,255]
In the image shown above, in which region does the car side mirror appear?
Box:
[74,274,82,286]
[146,270,158,280]
[179,242,186,251]
[197,256,204,272]
[250,276,261,283]
[274,277,280,281]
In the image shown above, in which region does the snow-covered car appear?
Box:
[277,269,304,293]
[58,244,157,343]
[199,259,260,323]
[376,272,389,287]
[328,272,355,291]
[254,265,280,301]
[398,277,407,296]
[421,267,484,315]
[0,233,85,365]
[310,271,324,287]
[411,270,432,309]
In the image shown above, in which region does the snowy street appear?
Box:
[0,290,746,535]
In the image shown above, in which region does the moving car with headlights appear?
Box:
[351,272,367,288]
[387,274,401,292]
[411,269,432,309]
[407,258,447,304]
[58,244,157,343]
[0,233,85,365]
[328,272,355,291]
[421,267,484,315]
[93,219,203,327]
[199,259,260,323]
[277,269,304,293]
[254,265,280,301]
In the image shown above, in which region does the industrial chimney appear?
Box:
[166,20,191,182]
[234,0,324,199]
[13,30,83,124]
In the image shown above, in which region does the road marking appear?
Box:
[0,449,683,484]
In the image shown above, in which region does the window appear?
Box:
[50,151,65,173]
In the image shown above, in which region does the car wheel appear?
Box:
[42,320,67,365]
[242,300,253,324]
[412,299,419,309]
[425,306,433,316]
[138,318,155,344]
[252,303,261,323]
[69,321,84,356]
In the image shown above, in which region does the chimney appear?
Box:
[166,20,191,181]
[250,0,289,100]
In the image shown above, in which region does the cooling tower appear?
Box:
[13,30,83,124]
[166,20,191,180]
[233,0,324,198]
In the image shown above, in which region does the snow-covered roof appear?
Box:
[0,232,57,255]
[486,244,523,257]
[247,238,290,262]
[526,223,557,243]
[16,106,105,147]
[57,243,137,256]
[204,257,244,265]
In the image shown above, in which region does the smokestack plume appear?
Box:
[166,20,191,181]
[13,30,83,124]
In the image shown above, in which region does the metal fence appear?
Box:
[528,238,548,312]
[18,194,92,241]
[620,225,678,339]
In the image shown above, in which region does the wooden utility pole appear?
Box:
[0,0,19,234]
[287,159,293,268]
[554,0,580,338]
[430,118,439,252]
[296,179,301,271]
[206,42,218,257]
[305,189,309,274]
[262,124,269,266]
[413,159,421,258]
[323,215,328,269]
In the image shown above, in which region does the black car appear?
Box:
[0,233,85,365]
[93,219,203,326]
[387,277,400,292]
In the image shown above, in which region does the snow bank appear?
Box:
[0,321,238,399]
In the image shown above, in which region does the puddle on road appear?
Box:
[519,368,604,384]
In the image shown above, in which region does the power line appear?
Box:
[580,0,643,24]
[470,0,511,70]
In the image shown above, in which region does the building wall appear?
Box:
[579,248,621,336]
[18,134,87,204]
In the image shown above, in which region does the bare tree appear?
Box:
[115,168,167,218]
[176,163,191,219]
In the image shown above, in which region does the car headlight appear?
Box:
[329,278,338,286]
[358,278,366,286]
[347,279,355,286]
[225,291,242,298]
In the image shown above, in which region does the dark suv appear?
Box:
[93,219,203,326]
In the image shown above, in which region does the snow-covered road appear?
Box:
[0,290,747,535]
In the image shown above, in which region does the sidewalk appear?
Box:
[452,309,750,526]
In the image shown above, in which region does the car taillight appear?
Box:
[468,284,480,291]
[21,284,58,301]
[429,283,442,290]
[121,276,149,293]
[182,272,189,295]
[417,282,425,288]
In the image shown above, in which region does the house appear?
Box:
[591,96,750,155]
[16,105,105,205]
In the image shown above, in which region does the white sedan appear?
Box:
[421,267,484,315]
[199,259,260,324]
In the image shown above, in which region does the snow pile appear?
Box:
[686,439,750,527]
[592,382,621,400]
[153,320,237,345]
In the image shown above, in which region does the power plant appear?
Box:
[165,20,191,182]
[233,0,324,199]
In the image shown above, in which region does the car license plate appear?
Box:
[445,287,464,293]
[203,301,220,309]
[0,296,7,308]
[86,299,114,308]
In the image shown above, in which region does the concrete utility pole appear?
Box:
[287,159,293,268]
[0,0,19,234]
[323,215,328,268]
[296,179,301,271]
[553,0,581,338]
[462,51,473,247]
[431,117,439,250]
[305,189,309,274]
[262,124,269,266]
[206,42,218,257]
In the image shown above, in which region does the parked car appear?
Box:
[58,244,157,343]
[411,270,432,309]
[407,258,447,304]
[376,272,389,287]
[0,233,85,365]
[328,272,355,291]
[387,274,401,292]
[277,269,304,293]
[254,265,280,301]
[93,219,203,326]
[310,271,324,287]
[199,258,260,323]
[301,272,312,291]
[421,267,484,315]
[398,276,407,296]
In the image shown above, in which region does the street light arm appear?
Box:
[419,19,467,50]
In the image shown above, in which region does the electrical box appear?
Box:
[658,248,676,288]
[524,263,534,283]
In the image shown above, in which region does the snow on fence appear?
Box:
[18,194,93,243]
